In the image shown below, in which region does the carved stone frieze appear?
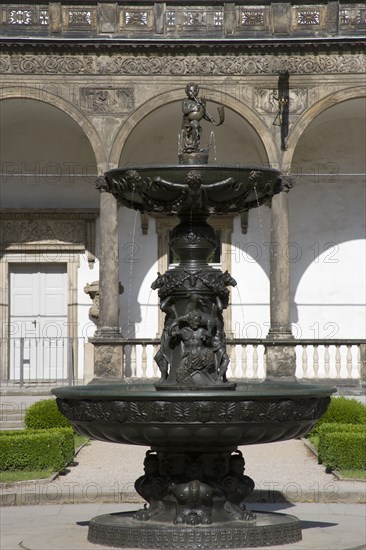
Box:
[1,52,365,76]
[1,219,85,244]
[0,210,98,267]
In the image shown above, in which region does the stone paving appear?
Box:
[1,502,366,550]
[1,438,366,549]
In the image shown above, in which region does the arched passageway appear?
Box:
[0,97,99,208]
[289,98,366,338]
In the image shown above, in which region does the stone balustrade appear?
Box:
[118,338,365,383]
[1,337,365,386]
[1,2,365,40]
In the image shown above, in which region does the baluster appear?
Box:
[313,345,319,377]
[324,345,330,377]
[253,344,259,378]
[142,344,148,379]
[122,344,126,378]
[241,345,247,377]
[230,345,237,377]
[346,345,353,378]
[263,347,267,379]
[335,345,341,378]
[302,345,308,378]
[19,337,24,388]
[153,344,159,378]
[357,346,361,378]
[131,345,137,378]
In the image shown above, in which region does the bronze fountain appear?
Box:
[53,83,335,548]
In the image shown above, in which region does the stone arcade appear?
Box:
[0,2,365,392]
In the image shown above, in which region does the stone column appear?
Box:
[97,190,121,336]
[91,179,123,381]
[266,188,296,379]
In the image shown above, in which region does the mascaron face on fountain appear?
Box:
[96,166,292,216]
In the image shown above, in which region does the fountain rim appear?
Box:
[52,381,337,401]
[106,163,281,178]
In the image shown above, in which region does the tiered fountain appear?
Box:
[53,83,335,549]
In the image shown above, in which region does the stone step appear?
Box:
[0,405,27,430]
[0,412,24,421]
[0,420,25,430]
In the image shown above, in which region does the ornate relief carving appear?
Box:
[292,6,326,30]
[120,8,152,30]
[124,11,148,27]
[94,345,122,377]
[184,10,207,27]
[58,396,330,424]
[7,7,49,26]
[8,10,33,25]
[1,52,364,76]
[239,8,269,29]
[165,6,223,32]
[68,10,92,26]
[254,88,308,114]
[1,219,85,244]
[0,210,98,267]
[80,86,134,114]
[339,5,366,29]
[297,9,321,25]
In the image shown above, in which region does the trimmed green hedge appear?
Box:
[318,429,366,471]
[0,427,74,471]
[311,397,366,435]
[25,399,71,430]
[318,422,366,437]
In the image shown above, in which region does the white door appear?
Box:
[9,264,68,381]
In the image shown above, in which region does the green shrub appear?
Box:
[318,423,366,464]
[318,430,366,472]
[25,399,71,430]
[0,427,74,471]
[318,422,366,437]
[311,397,366,435]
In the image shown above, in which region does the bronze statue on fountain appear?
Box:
[180,82,225,163]
[54,84,335,549]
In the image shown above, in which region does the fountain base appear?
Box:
[88,511,301,548]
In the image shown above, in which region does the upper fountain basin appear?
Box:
[99,165,287,216]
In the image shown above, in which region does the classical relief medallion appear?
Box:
[80,86,134,114]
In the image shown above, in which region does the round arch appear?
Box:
[0,87,106,167]
[283,86,365,169]
[109,87,279,167]
[286,89,365,339]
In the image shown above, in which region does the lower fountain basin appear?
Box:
[53,381,335,449]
